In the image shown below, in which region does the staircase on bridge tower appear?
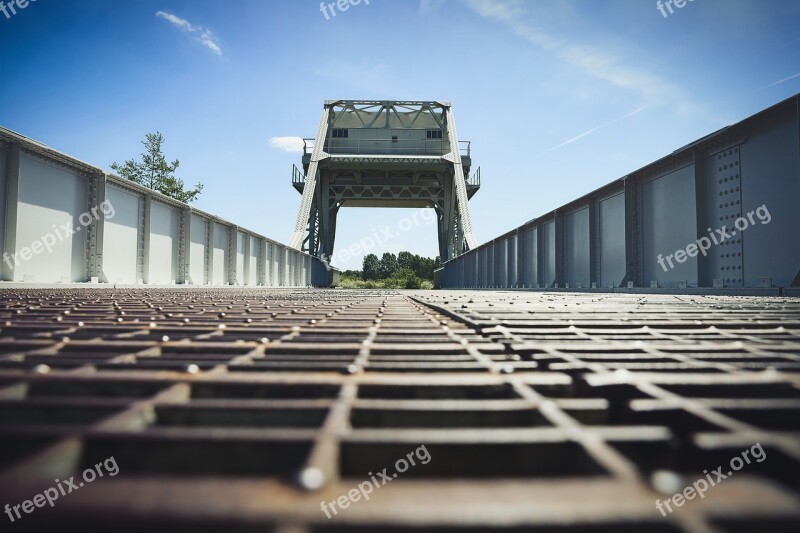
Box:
[288,100,480,262]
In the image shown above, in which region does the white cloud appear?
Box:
[536,105,649,157]
[269,136,305,153]
[156,11,222,56]
[465,0,688,109]
[763,72,800,88]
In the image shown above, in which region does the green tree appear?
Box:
[397,251,414,271]
[111,132,203,204]
[418,256,440,280]
[410,254,423,277]
[362,254,381,280]
[379,252,398,278]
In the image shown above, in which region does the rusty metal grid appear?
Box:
[0,288,798,532]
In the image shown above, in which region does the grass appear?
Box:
[337,273,434,290]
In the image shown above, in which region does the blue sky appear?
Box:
[1,0,799,269]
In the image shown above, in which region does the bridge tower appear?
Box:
[288,100,480,262]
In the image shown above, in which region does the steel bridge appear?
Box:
[0,96,799,531]
[289,100,480,262]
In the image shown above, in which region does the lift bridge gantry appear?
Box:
[288,100,480,262]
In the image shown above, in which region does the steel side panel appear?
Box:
[705,147,744,288]
[292,250,297,287]
[104,185,141,284]
[509,235,517,286]
[565,207,590,287]
[739,115,800,287]
[16,155,87,282]
[267,242,276,286]
[498,239,508,287]
[263,241,271,286]
[212,224,229,285]
[642,165,697,287]
[278,247,285,287]
[236,232,246,286]
[489,242,496,285]
[543,222,556,286]
[525,228,537,286]
[599,193,626,287]
[148,201,180,284]
[248,236,259,286]
[272,244,280,287]
[0,147,7,257]
[189,215,208,285]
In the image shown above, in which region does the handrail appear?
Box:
[302,137,471,157]
[291,164,306,184]
[324,138,450,156]
[467,167,480,187]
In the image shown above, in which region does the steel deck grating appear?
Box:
[0,288,798,532]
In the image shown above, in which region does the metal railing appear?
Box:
[302,137,471,157]
[291,164,306,185]
[467,166,480,187]
[325,138,449,156]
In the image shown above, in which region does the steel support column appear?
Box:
[142,193,152,284]
[206,219,214,286]
[623,177,643,287]
[242,232,251,286]
[2,142,20,282]
[258,238,267,286]
[537,225,545,288]
[443,105,477,250]
[516,228,525,287]
[290,107,331,250]
[179,208,192,284]
[589,200,598,288]
[86,171,107,283]
[554,211,565,288]
[438,173,456,261]
[694,150,709,288]
[229,226,238,286]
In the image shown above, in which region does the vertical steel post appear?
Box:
[2,143,20,282]
[142,193,152,284]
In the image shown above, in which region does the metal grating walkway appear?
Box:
[0,288,799,532]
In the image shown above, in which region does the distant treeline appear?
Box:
[338,252,441,289]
